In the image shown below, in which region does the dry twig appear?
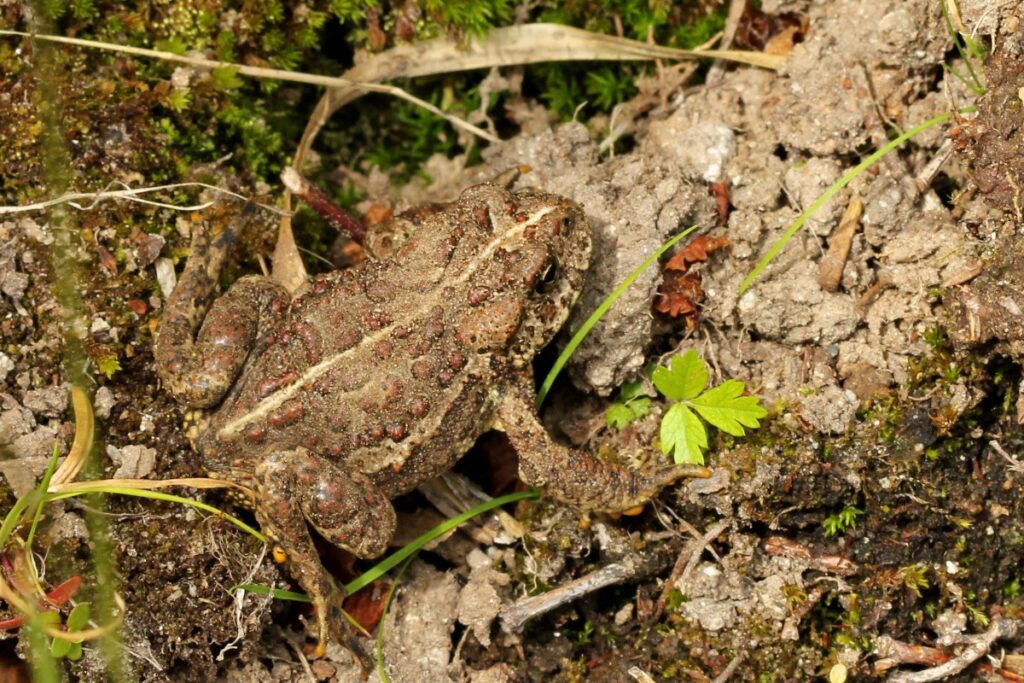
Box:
[817,196,863,293]
[652,519,730,622]
[883,618,1021,682]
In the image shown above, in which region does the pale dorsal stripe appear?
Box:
[218,206,554,438]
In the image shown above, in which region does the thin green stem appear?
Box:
[739,112,956,294]
[344,489,537,595]
[536,226,699,409]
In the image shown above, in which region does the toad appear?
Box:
[153,183,704,654]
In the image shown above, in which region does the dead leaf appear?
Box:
[734,5,808,55]
[663,235,731,272]
[708,181,731,225]
[654,274,703,320]
[343,580,390,631]
[655,235,731,329]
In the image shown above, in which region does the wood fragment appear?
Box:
[499,560,639,633]
[854,270,894,318]
[914,139,954,194]
[499,536,679,633]
[940,260,983,287]
[818,196,863,292]
[652,519,730,623]
[711,653,746,683]
[884,618,1021,682]
[762,536,858,575]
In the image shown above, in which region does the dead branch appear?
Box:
[883,618,1021,683]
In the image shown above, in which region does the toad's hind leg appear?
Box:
[154,205,289,408]
[253,448,397,656]
[497,374,710,513]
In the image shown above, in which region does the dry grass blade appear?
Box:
[275,24,779,288]
[0,30,495,145]
[47,477,248,494]
[49,385,92,487]
[298,22,782,166]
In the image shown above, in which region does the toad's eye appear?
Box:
[534,255,560,293]
[561,214,575,231]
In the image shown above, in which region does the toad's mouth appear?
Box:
[216,205,559,440]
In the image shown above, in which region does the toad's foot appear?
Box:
[497,374,710,513]
[253,447,397,661]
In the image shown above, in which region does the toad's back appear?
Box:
[196,184,591,497]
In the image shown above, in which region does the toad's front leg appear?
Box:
[254,447,397,659]
[497,373,710,513]
[154,206,288,408]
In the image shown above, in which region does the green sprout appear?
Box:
[48,603,90,661]
[653,349,767,465]
[605,380,652,429]
[822,505,863,537]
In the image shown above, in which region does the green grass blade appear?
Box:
[536,226,700,409]
[0,489,40,550]
[229,584,312,602]
[26,444,63,562]
[738,112,953,294]
[345,489,537,595]
[941,0,984,95]
[375,557,414,683]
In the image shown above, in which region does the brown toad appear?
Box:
[154,183,702,654]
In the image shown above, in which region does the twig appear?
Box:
[762,536,858,576]
[500,559,640,633]
[817,196,863,293]
[885,618,1021,682]
[652,519,730,622]
[854,270,895,318]
[500,533,680,634]
[711,653,746,683]
[914,139,955,194]
[705,0,747,85]
[874,635,949,671]
[285,637,317,683]
[991,440,1024,473]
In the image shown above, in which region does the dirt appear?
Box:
[3,0,1024,681]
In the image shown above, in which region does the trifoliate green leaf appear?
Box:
[618,380,648,402]
[689,379,767,436]
[652,349,708,401]
[629,396,651,420]
[659,403,708,465]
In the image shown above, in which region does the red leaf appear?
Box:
[45,575,82,607]
[663,235,731,272]
[343,580,390,631]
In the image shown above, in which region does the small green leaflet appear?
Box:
[655,350,767,465]
[605,380,652,429]
[652,349,708,401]
[48,603,90,661]
[660,403,707,465]
[689,380,767,437]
